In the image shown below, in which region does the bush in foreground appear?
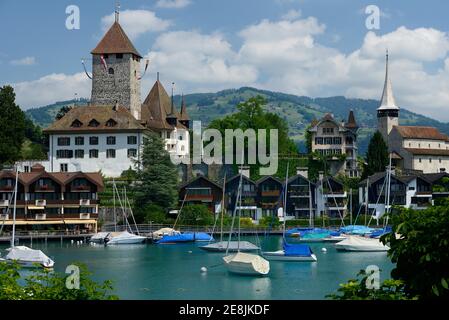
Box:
[0,262,118,300]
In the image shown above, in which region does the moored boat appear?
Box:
[1,246,54,269]
[335,235,389,252]
[223,252,270,276]
[201,240,260,252]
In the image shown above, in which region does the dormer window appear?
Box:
[71,119,83,128]
[89,119,100,127]
[106,119,117,127]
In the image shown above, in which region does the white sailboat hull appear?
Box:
[223,252,270,276]
[200,241,260,252]
[262,250,317,262]
[335,236,389,252]
[106,231,146,245]
[1,246,55,268]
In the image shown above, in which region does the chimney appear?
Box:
[297,167,308,179]
[238,166,250,179]
[113,100,118,111]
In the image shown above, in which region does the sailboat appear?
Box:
[222,162,270,276]
[335,155,393,252]
[201,174,260,252]
[105,182,146,245]
[0,167,54,268]
[262,164,317,262]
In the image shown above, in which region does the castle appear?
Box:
[18,11,190,177]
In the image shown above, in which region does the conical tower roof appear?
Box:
[180,94,190,121]
[345,110,358,129]
[378,51,399,111]
[141,80,185,130]
[91,21,142,58]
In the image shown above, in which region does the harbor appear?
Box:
[0,235,393,300]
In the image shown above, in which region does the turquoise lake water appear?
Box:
[0,236,394,300]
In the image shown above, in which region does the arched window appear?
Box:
[108,68,114,75]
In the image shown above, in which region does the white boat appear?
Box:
[322,235,347,243]
[201,241,260,252]
[1,246,54,269]
[89,232,110,243]
[335,235,389,252]
[261,164,317,262]
[222,164,269,276]
[151,228,180,241]
[105,231,146,245]
[263,250,317,262]
[223,252,270,276]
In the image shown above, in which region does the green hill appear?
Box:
[25,88,449,155]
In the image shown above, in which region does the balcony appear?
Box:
[0,199,9,207]
[185,194,213,202]
[0,185,14,192]
[35,199,47,207]
[80,213,91,220]
[80,199,91,206]
[72,185,91,192]
[35,214,46,220]
[323,192,347,198]
[35,185,55,192]
[289,191,310,198]
[0,214,9,220]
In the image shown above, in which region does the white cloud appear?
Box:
[281,9,301,21]
[11,73,90,109]
[101,10,171,39]
[144,30,258,93]
[10,56,36,66]
[156,0,192,9]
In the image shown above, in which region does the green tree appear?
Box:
[208,96,297,180]
[0,85,26,166]
[327,270,410,300]
[178,204,214,226]
[134,132,178,210]
[381,205,449,299]
[363,131,388,178]
[135,203,167,224]
[0,262,118,300]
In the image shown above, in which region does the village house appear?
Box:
[0,164,103,233]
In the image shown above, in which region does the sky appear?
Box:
[1,0,449,121]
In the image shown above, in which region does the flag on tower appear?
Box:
[100,55,108,72]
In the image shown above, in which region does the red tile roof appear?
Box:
[404,148,449,156]
[395,126,449,141]
[91,22,142,58]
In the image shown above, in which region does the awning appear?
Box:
[27,206,45,210]
[2,219,97,226]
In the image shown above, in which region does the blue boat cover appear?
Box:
[156,233,194,244]
[156,232,214,244]
[187,232,214,241]
[340,225,375,234]
[283,241,313,256]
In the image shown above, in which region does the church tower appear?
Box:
[90,7,142,119]
[377,51,399,143]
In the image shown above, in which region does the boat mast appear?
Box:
[282,162,289,238]
[11,165,19,248]
[308,180,313,228]
[113,178,117,232]
[220,174,226,243]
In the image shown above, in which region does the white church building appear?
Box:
[377,52,449,174]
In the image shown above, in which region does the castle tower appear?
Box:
[377,51,399,143]
[90,8,142,120]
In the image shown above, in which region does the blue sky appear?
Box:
[1,0,449,120]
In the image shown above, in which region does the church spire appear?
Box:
[378,49,399,110]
